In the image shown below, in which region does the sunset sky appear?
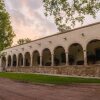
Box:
[4,0,100,45]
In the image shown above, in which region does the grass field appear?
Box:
[0,72,100,85]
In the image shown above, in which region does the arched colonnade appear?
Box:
[1,39,100,68]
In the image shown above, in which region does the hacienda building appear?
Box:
[0,22,100,76]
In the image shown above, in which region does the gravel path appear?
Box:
[0,78,100,100]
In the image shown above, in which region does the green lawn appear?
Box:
[0,72,100,85]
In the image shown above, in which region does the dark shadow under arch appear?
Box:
[68,43,84,65]
[42,48,51,66]
[87,39,100,64]
[25,52,31,66]
[32,50,40,66]
[54,46,66,66]
[13,54,17,67]
[8,55,11,67]
[18,53,23,66]
[1,56,6,69]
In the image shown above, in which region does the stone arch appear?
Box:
[18,53,23,66]
[12,54,17,67]
[24,52,31,66]
[32,50,40,66]
[1,56,6,69]
[8,55,11,67]
[42,48,51,66]
[54,46,66,66]
[87,39,100,64]
[68,43,84,65]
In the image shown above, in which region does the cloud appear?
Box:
[4,0,42,11]
[4,0,100,46]
[4,0,22,10]
[4,0,58,45]
[6,0,99,46]
[27,0,42,10]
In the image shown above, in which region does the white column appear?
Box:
[0,58,2,71]
[23,55,25,67]
[0,57,2,71]
[11,56,13,67]
[84,50,87,66]
[40,56,42,66]
[16,55,18,67]
[0,58,1,67]
[51,54,54,66]
[6,56,8,68]
[30,54,33,67]
[66,52,69,66]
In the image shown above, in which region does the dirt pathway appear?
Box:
[0,78,100,100]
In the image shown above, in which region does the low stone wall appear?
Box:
[6,65,100,77]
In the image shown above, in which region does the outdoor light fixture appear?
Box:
[64,37,67,40]
[29,46,32,48]
[48,41,52,44]
[22,48,24,51]
[37,43,41,46]
[81,33,85,37]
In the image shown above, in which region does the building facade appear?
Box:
[0,22,100,71]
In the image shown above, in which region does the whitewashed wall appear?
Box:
[0,22,100,69]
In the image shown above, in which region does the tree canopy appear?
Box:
[43,0,100,32]
[17,38,31,45]
[0,0,15,51]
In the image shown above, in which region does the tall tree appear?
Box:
[17,38,31,45]
[43,0,100,32]
[0,0,15,51]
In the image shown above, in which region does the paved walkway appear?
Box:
[0,78,100,100]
